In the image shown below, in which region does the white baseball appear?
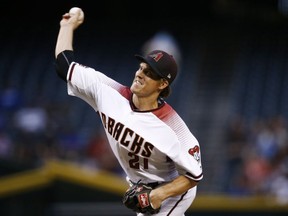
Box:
[69,7,84,21]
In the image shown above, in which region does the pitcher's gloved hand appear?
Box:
[122,182,161,214]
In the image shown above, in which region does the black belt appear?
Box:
[130,181,161,189]
[146,182,160,189]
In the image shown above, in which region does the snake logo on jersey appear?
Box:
[189,145,201,163]
[100,112,154,158]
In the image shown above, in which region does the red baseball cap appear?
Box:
[135,50,178,84]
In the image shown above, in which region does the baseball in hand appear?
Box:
[69,7,84,21]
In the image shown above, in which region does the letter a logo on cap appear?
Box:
[150,52,163,62]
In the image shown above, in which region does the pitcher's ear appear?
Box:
[159,79,169,90]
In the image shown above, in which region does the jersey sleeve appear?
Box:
[170,122,203,182]
[154,105,203,182]
[66,62,125,112]
[176,130,203,182]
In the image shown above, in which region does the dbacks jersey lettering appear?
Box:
[67,62,203,184]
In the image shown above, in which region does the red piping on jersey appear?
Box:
[167,191,188,215]
[152,103,173,121]
[119,86,132,100]
[68,63,77,81]
[126,92,167,113]
[186,172,203,181]
[117,85,170,114]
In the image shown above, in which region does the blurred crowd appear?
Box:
[1,82,288,205]
[0,83,123,175]
[224,115,288,204]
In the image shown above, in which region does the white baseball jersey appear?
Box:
[66,61,203,184]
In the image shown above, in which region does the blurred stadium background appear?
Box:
[1,0,288,215]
